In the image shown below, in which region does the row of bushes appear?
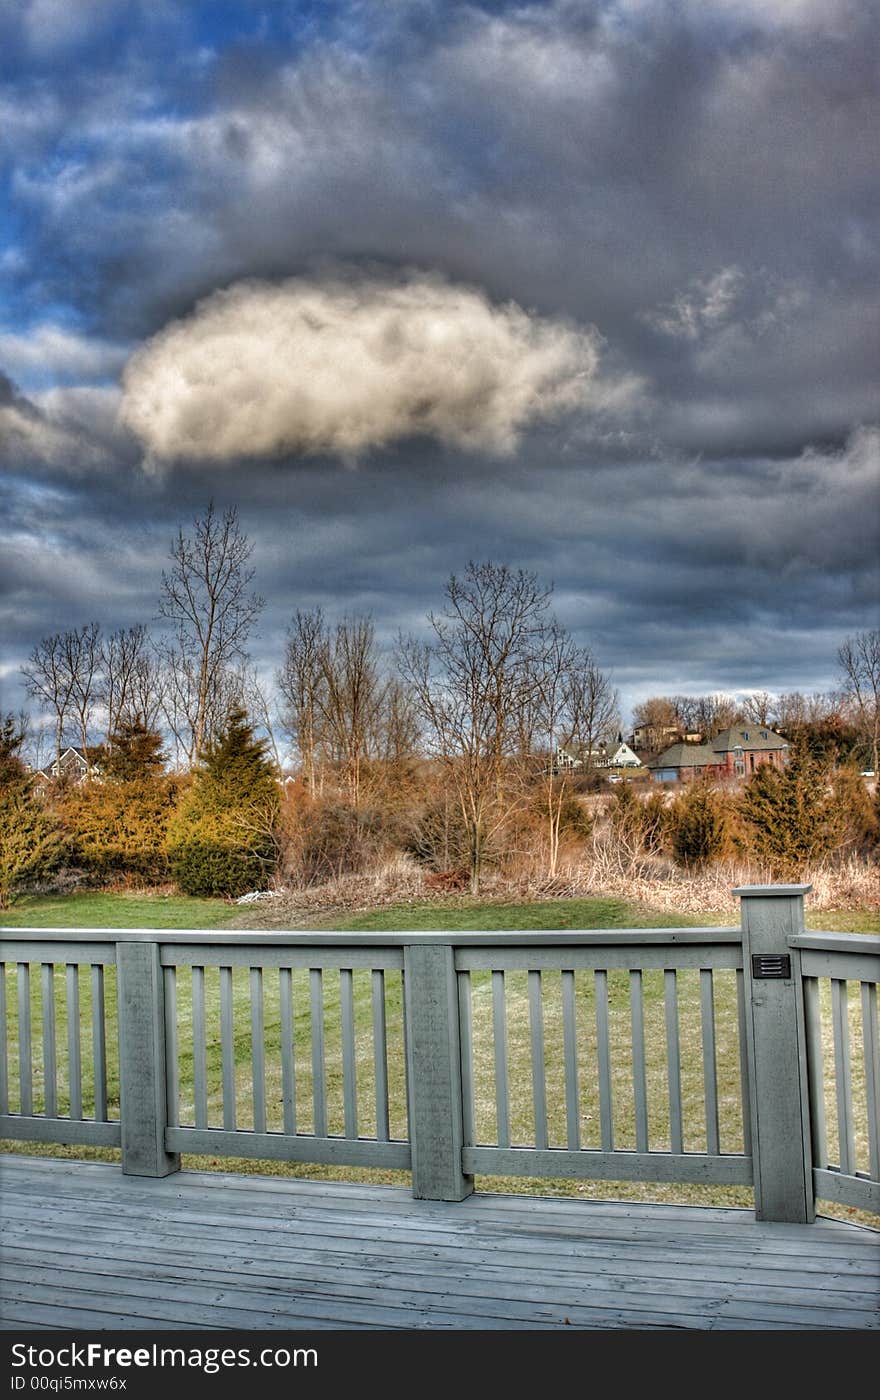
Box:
[1,711,877,906]
[0,710,279,905]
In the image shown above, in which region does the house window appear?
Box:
[734,760,745,778]
[742,731,750,741]
[760,730,768,739]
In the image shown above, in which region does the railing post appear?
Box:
[117,940,180,1177]
[403,942,474,1201]
[735,884,814,1223]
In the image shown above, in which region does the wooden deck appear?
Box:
[1,1155,878,1331]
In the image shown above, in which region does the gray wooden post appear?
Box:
[735,884,814,1223]
[403,943,473,1201]
[117,941,180,1177]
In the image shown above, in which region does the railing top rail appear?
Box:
[1,924,741,948]
[789,931,880,957]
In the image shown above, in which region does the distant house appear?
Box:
[557,737,643,771]
[648,743,718,784]
[33,746,100,787]
[710,726,789,779]
[648,727,789,783]
[630,722,681,752]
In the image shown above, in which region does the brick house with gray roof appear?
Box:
[649,726,789,783]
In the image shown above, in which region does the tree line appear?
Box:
[4,504,878,906]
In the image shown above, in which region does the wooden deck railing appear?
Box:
[1,885,878,1223]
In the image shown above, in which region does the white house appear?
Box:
[556,738,642,771]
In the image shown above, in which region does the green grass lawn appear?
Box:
[2,889,877,933]
[0,891,240,929]
[324,896,879,935]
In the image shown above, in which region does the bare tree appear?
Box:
[277,609,328,796]
[533,632,618,876]
[776,690,838,735]
[21,631,80,771]
[376,678,421,767]
[630,696,682,752]
[319,616,386,809]
[564,649,619,760]
[159,503,264,763]
[399,561,555,892]
[838,630,880,775]
[128,642,167,734]
[742,691,777,727]
[101,625,154,742]
[66,622,103,765]
[533,623,577,876]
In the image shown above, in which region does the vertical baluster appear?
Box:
[492,970,510,1148]
[400,970,409,1143]
[17,963,32,1116]
[561,970,580,1151]
[861,981,879,1182]
[631,969,648,1153]
[700,969,720,1155]
[310,968,326,1137]
[457,972,475,1148]
[91,965,107,1122]
[831,979,855,1174]
[528,970,547,1149]
[803,976,827,1170]
[736,968,752,1156]
[164,967,179,1130]
[250,967,266,1134]
[372,970,389,1142]
[220,966,236,1131]
[664,970,683,1155]
[66,964,82,1119]
[41,964,57,1119]
[340,968,357,1139]
[279,968,296,1136]
[595,969,614,1151]
[192,966,207,1129]
[0,963,7,1114]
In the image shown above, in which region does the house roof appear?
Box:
[557,741,612,759]
[647,743,717,770]
[710,727,788,753]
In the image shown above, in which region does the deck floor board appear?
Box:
[2,1156,877,1331]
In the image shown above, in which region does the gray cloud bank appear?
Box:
[2,0,879,719]
[120,273,639,462]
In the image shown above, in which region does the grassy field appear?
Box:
[0,891,239,929]
[2,889,877,1225]
[2,889,877,933]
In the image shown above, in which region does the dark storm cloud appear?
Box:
[1,1,878,720]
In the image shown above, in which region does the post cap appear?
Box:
[732,884,812,898]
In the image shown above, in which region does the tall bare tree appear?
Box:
[533,631,617,875]
[838,629,880,775]
[66,622,102,766]
[21,633,78,772]
[399,561,555,892]
[630,696,682,752]
[277,609,328,796]
[320,616,385,810]
[742,691,777,727]
[377,678,421,767]
[127,641,167,734]
[564,649,620,760]
[159,503,263,763]
[101,624,156,742]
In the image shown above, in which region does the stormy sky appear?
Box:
[1,0,878,729]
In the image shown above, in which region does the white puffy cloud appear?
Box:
[119,272,625,462]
